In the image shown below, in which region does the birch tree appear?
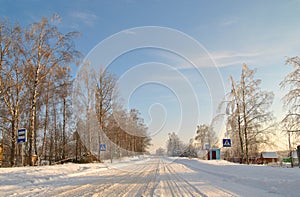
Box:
[195,124,218,150]
[225,64,274,164]
[24,16,80,165]
[167,132,184,156]
[280,56,300,149]
[95,67,116,160]
[0,21,27,166]
[105,107,151,161]
[72,62,97,157]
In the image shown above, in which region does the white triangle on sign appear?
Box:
[224,140,230,145]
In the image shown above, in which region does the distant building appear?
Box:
[261,152,278,164]
[208,148,220,160]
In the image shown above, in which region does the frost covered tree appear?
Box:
[280,56,300,149]
[167,132,184,156]
[73,63,152,162]
[194,124,218,150]
[95,67,116,160]
[224,64,274,164]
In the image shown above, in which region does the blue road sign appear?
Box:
[100,144,106,151]
[17,128,27,143]
[223,139,231,147]
[204,143,210,150]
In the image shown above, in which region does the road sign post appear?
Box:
[204,143,210,150]
[17,128,27,166]
[297,145,300,168]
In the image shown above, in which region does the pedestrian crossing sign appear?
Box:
[223,139,231,147]
[100,144,106,151]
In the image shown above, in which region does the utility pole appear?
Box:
[288,132,293,167]
[287,130,300,168]
[297,145,300,168]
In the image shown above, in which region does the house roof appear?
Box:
[261,152,278,159]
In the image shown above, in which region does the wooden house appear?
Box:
[261,152,278,164]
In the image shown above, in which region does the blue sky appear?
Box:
[2,0,300,151]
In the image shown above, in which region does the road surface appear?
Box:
[40,157,235,197]
[1,156,299,196]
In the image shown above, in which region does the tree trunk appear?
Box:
[53,102,58,161]
[75,132,78,162]
[41,90,49,163]
[236,103,244,163]
[62,97,66,160]
[29,74,39,166]
[10,119,15,167]
[230,77,244,162]
[241,70,249,165]
[49,130,53,165]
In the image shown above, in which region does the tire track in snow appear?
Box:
[103,158,160,197]
[164,161,207,197]
[158,158,206,197]
[175,159,238,197]
[38,157,232,197]
[48,166,137,197]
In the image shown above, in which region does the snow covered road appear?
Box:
[1,156,300,196]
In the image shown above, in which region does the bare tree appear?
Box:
[0,20,27,166]
[224,64,274,164]
[195,124,218,150]
[94,67,116,161]
[280,56,300,151]
[105,107,151,162]
[167,132,184,156]
[228,76,244,161]
[23,16,80,165]
[0,16,153,166]
[72,62,98,158]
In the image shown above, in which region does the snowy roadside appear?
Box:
[0,156,147,196]
[175,157,300,196]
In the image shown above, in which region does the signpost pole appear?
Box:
[297,145,300,168]
[287,130,300,168]
[21,143,24,166]
[17,128,27,166]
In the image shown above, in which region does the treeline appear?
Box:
[73,63,151,163]
[0,16,151,167]
[165,123,219,158]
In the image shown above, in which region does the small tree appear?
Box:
[167,132,184,156]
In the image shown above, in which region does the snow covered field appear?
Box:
[0,156,299,196]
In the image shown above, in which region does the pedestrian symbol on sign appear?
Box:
[100,144,106,151]
[223,139,231,147]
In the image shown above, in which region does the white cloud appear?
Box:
[123,30,137,35]
[209,51,263,67]
[152,50,263,70]
[69,10,98,27]
[220,18,238,27]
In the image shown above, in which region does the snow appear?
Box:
[261,151,279,159]
[0,156,299,196]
